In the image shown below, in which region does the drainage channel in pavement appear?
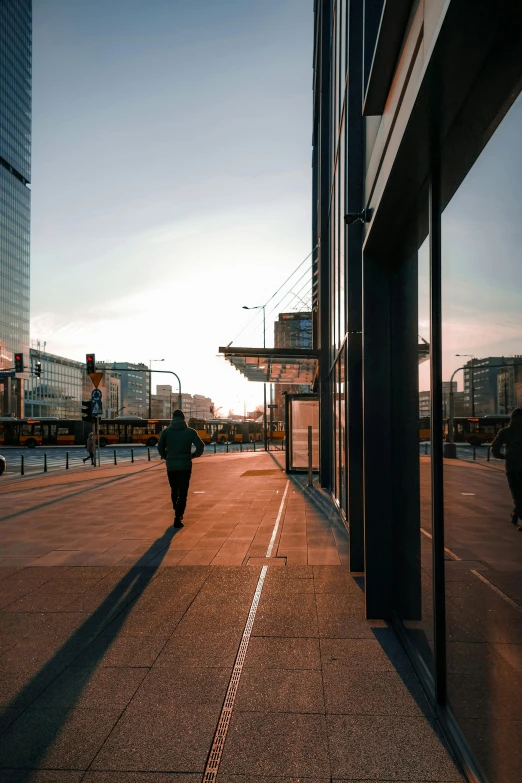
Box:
[202,479,290,782]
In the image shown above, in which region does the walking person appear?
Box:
[83,432,95,465]
[158,409,204,528]
[491,407,522,529]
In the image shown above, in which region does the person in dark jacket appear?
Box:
[491,407,522,528]
[158,409,205,528]
[83,432,95,465]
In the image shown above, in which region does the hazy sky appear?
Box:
[31,0,313,413]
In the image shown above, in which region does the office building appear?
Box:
[419,383,465,418]
[151,386,214,420]
[312,1,522,780]
[25,349,84,418]
[462,356,522,415]
[273,312,313,418]
[99,362,149,417]
[0,0,31,416]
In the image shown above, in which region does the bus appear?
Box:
[0,417,90,448]
[419,417,430,441]
[445,415,510,446]
[204,419,263,444]
[0,416,170,448]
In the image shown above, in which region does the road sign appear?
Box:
[0,371,15,378]
[267,404,279,408]
[91,389,102,401]
[89,372,104,389]
[90,400,103,416]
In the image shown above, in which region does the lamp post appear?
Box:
[148,359,164,418]
[243,304,267,451]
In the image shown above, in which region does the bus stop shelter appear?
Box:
[218,346,319,473]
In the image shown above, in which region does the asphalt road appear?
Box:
[0,441,284,477]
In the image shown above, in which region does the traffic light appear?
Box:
[86,354,96,374]
[34,361,42,378]
[14,353,24,373]
[81,400,93,422]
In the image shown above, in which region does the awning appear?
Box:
[219,347,319,384]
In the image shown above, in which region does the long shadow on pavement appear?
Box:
[0,523,190,778]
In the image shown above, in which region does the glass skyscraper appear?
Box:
[0,0,31,415]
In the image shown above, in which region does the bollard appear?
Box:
[114,449,117,465]
[44,453,47,473]
[147,447,151,462]
[131,448,134,464]
[487,446,490,462]
[66,451,69,470]
[425,442,428,455]
[473,446,476,461]
[226,442,229,453]
[253,439,256,452]
[214,443,216,454]
[240,441,242,453]
[21,455,24,475]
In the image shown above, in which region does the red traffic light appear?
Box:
[14,353,24,373]
[86,354,96,374]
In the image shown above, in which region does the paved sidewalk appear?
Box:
[0,453,463,781]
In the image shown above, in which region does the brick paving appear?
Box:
[0,452,463,781]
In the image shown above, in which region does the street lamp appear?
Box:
[148,359,164,418]
[243,304,268,450]
[456,354,475,416]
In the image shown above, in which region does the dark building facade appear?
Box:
[312,1,522,780]
[0,0,31,416]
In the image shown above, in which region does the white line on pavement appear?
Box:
[202,479,290,783]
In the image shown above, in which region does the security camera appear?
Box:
[344,208,373,225]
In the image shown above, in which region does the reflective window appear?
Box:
[442,92,522,782]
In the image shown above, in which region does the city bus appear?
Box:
[444,415,510,445]
[0,418,89,448]
[0,417,169,448]
[204,419,263,444]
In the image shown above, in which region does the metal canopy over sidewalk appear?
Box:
[219,347,319,384]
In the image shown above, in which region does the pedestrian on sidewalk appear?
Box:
[491,407,522,529]
[158,409,205,528]
[83,432,95,465]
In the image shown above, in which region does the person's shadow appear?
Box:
[0,524,181,777]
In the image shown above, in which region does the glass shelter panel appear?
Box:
[441,92,522,783]
[288,397,319,471]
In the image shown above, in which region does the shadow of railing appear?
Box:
[0,523,179,777]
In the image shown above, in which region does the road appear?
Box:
[0,441,284,477]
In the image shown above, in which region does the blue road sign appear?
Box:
[0,371,15,378]
[91,400,103,416]
[91,389,102,401]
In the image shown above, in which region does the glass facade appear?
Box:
[0,0,31,415]
[441,94,522,783]
[313,1,522,780]
[25,350,85,419]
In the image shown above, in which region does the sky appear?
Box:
[31,0,313,413]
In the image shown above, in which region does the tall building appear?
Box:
[273,312,312,418]
[0,0,32,416]
[463,356,522,415]
[312,1,522,780]
[98,362,149,417]
[25,349,84,418]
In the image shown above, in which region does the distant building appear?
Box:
[0,0,32,416]
[419,383,466,418]
[99,362,149,417]
[25,349,84,419]
[151,385,214,420]
[463,357,522,415]
[273,312,313,418]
